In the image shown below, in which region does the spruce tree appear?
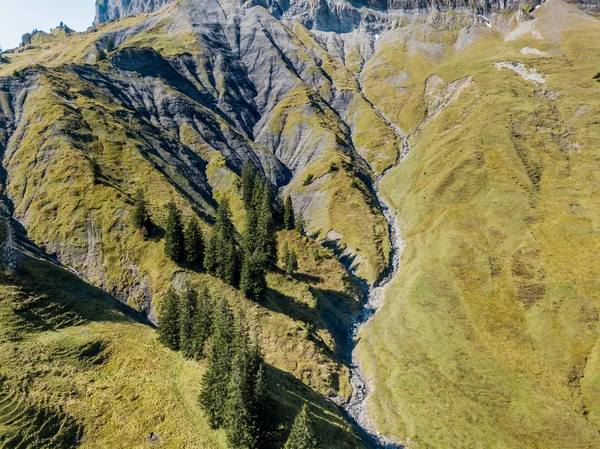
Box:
[157,288,181,351]
[285,249,298,276]
[204,233,217,274]
[193,287,214,359]
[240,250,266,301]
[225,318,257,449]
[283,405,320,449]
[179,288,198,359]
[199,299,236,429]
[185,216,204,265]
[294,215,306,235]
[250,342,270,443]
[281,242,289,267]
[164,201,185,262]
[284,195,295,230]
[242,162,257,209]
[132,188,149,233]
[211,199,240,285]
[256,185,277,269]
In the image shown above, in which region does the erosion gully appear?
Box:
[341,90,410,448]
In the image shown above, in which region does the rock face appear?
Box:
[95,0,174,24]
[94,0,540,28]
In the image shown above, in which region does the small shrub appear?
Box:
[303,174,314,186]
[329,162,339,173]
[350,179,359,189]
[311,248,323,264]
[89,158,101,184]
[594,72,600,82]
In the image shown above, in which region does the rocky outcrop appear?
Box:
[94,0,542,29]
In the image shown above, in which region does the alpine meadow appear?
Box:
[1,0,600,447]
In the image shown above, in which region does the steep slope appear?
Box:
[0,0,397,286]
[0,247,365,448]
[356,1,600,447]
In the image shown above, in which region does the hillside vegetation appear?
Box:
[357,1,600,447]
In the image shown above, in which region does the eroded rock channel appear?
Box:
[343,123,409,448]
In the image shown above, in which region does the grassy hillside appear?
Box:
[0,255,365,448]
[357,1,600,447]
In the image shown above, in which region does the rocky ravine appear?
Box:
[345,168,406,448]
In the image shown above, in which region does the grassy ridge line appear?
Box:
[357,3,600,447]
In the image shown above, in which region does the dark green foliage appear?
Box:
[594,72,600,81]
[204,233,217,273]
[284,195,295,230]
[199,300,236,429]
[311,248,323,264]
[0,219,17,273]
[350,179,359,189]
[275,195,285,225]
[242,162,258,209]
[294,215,306,235]
[285,249,298,277]
[240,250,267,301]
[281,242,289,266]
[185,216,204,265]
[157,288,180,351]
[224,318,267,449]
[131,189,149,234]
[256,185,277,269]
[179,288,198,360]
[302,174,314,186]
[283,405,320,449]
[89,158,101,184]
[205,200,240,286]
[328,162,339,173]
[95,49,107,62]
[193,287,214,359]
[105,36,116,52]
[164,201,185,263]
[199,308,268,447]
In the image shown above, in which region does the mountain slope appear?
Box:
[3,0,600,447]
[357,1,600,447]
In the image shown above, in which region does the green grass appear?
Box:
[0,255,366,448]
[356,2,600,447]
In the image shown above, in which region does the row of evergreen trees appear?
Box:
[156,286,213,359]
[132,161,303,301]
[198,302,270,448]
[157,286,320,449]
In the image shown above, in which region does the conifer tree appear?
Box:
[284,195,295,230]
[204,233,217,274]
[199,299,236,429]
[0,219,17,273]
[275,194,285,225]
[256,185,277,269]
[283,405,320,449]
[294,214,306,235]
[179,288,198,359]
[225,316,257,448]
[281,242,289,267]
[285,249,298,276]
[157,288,181,351]
[240,250,266,301]
[210,199,241,285]
[164,201,185,262]
[132,188,149,233]
[192,287,214,359]
[185,216,204,265]
[242,162,257,209]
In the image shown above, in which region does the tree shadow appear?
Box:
[264,363,367,449]
[9,255,153,330]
